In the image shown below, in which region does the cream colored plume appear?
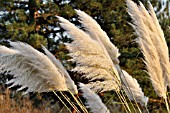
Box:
[57,16,121,92]
[75,9,123,78]
[79,83,110,113]
[0,42,68,93]
[75,9,120,64]
[121,70,148,106]
[126,0,168,98]
[41,45,78,94]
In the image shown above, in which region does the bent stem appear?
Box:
[165,98,170,113]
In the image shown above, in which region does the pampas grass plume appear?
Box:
[0,42,70,93]
[126,0,167,99]
[57,16,121,92]
[79,83,110,113]
[121,70,148,106]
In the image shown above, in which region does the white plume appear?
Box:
[75,9,120,64]
[41,45,78,94]
[0,42,68,93]
[57,16,121,92]
[126,0,168,98]
[79,83,110,113]
[121,70,148,106]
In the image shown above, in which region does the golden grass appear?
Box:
[0,89,50,113]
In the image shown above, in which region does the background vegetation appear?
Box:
[0,0,170,112]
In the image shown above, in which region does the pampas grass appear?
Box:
[74,9,148,112]
[0,0,170,112]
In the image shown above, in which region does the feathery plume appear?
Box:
[75,10,123,78]
[121,70,148,106]
[0,42,68,93]
[57,16,121,92]
[75,9,120,64]
[41,45,78,94]
[79,83,110,113]
[126,0,168,98]
[148,2,170,87]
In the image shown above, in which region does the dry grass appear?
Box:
[0,88,51,113]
